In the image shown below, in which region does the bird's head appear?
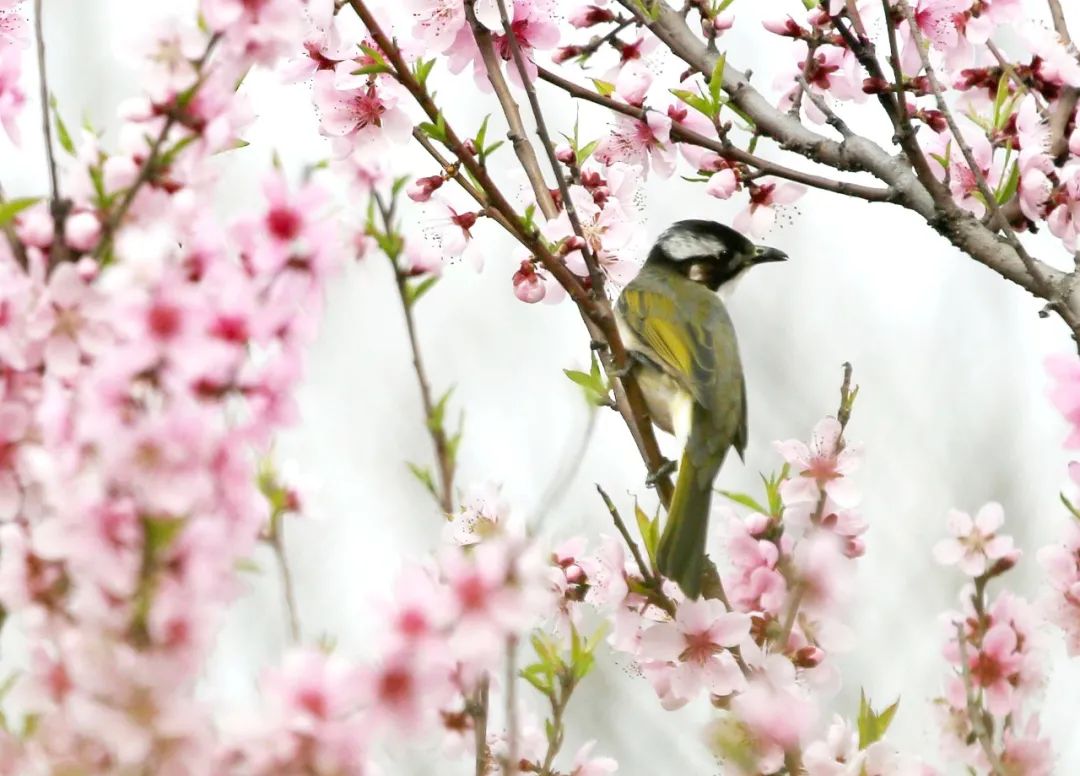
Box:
[646,219,787,292]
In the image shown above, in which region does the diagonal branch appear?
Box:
[466,0,558,221]
[537,67,895,202]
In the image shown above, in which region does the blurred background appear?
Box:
[3,0,1080,773]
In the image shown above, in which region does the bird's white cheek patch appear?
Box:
[659,231,722,261]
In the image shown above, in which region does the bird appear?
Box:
[615,219,787,598]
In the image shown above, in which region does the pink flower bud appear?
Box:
[569,4,615,28]
[64,211,102,252]
[406,174,444,203]
[15,204,54,248]
[462,139,478,156]
[744,512,770,536]
[705,168,738,200]
[513,261,546,303]
[559,235,587,256]
[555,145,575,164]
[762,15,803,37]
[103,155,140,193]
[553,45,582,64]
[794,646,825,668]
[713,10,734,33]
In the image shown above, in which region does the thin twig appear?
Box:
[537,67,894,202]
[32,0,59,209]
[493,0,606,295]
[795,74,853,137]
[93,34,221,261]
[472,678,490,776]
[1048,0,1072,46]
[897,1,1079,333]
[268,521,302,643]
[504,638,519,776]
[465,0,558,220]
[538,676,574,775]
[573,17,635,61]
[954,621,1007,776]
[374,192,457,514]
[349,0,676,503]
[596,484,654,584]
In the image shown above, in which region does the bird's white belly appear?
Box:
[636,365,693,448]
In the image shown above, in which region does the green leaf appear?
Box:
[521,663,554,693]
[708,53,727,114]
[1061,492,1080,521]
[576,139,599,165]
[406,462,438,498]
[50,96,76,156]
[418,115,448,144]
[857,690,900,749]
[391,175,410,197]
[482,140,505,158]
[590,79,615,97]
[429,387,454,433]
[995,160,1020,204]
[475,114,491,153]
[718,489,768,515]
[406,275,440,306]
[359,43,388,67]
[563,358,609,406]
[635,500,659,569]
[992,71,1010,130]
[413,57,437,87]
[143,516,186,557]
[670,88,714,119]
[352,62,391,76]
[0,197,41,227]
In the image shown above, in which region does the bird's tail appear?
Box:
[656,449,719,599]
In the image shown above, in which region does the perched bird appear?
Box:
[615,220,787,598]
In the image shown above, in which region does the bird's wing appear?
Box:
[618,284,744,438]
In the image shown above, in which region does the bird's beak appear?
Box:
[752,245,788,264]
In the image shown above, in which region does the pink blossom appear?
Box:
[1049,166,1080,251]
[775,417,860,508]
[0,40,25,143]
[777,42,863,122]
[933,502,1018,576]
[553,190,642,287]
[1037,519,1080,655]
[706,168,738,200]
[64,211,102,253]
[1000,716,1054,776]
[733,180,805,239]
[444,481,510,544]
[731,650,817,754]
[898,0,972,74]
[200,0,305,64]
[313,70,410,144]
[0,2,28,49]
[579,535,630,608]
[0,401,28,519]
[638,598,749,703]
[570,740,618,776]
[594,112,676,178]
[614,59,652,107]
[27,264,111,378]
[969,623,1024,716]
[405,0,468,52]
[513,260,546,303]
[725,513,787,615]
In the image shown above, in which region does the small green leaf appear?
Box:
[406,275,440,306]
[576,139,599,165]
[391,175,410,197]
[352,62,391,76]
[634,500,659,569]
[708,53,727,113]
[590,79,615,97]
[475,114,491,153]
[670,88,714,119]
[143,516,186,557]
[718,489,768,515]
[995,160,1020,204]
[563,360,609,406]
[0,197,41,227]
[406,462,438,498]
[521,663,554,693]
[50,96,76,156]
[1061,492,1080,521]
[429,387,454,433]
[857,690,900,749]
[992,71,1010,130]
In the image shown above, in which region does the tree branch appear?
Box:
[537,67,895,202]
[374,193,458,515]
[466,0,558,221]
[32,0,59,211]
[349,0,675,505]
[493,0,606,295]
[613,0,1075,330]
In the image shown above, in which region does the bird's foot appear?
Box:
[646,457,677,488]
[612,351,647,379]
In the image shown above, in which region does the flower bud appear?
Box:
[64,211,102,252]
[569,4,616,28]
[555,144,576,165]
[406,174,444,203]
[553,45,583,64]
[513,260,546,303]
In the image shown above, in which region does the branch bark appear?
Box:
[614,0,1077,338]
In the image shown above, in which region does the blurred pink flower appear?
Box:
[775,417,860,508]
[933,502,1018,577]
